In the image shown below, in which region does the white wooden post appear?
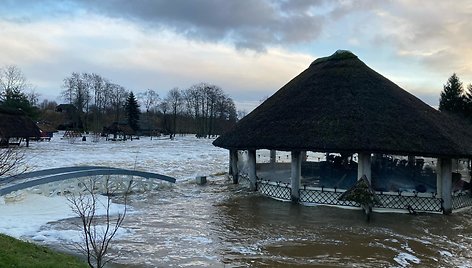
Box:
[440,158,452,214]
[357,152,372,182]
[291,151,302,202]
[230,150,239,184]
[248,150,257,191]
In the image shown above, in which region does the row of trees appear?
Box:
[161,83,237,137]
[56,72,237,137]
[60,72,136,132]
[439,73,472,119]
[0,65,238,137]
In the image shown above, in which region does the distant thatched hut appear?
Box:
[213,50,472,214]
[103,122,136,141]
[0,107,41,147]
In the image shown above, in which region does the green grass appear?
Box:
[0,233,87,268]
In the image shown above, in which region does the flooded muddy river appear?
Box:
[3,135,472,267]
[99,178,472,267]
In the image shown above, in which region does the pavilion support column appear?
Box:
[357,152,372,183]
[229,150,232,175]
[439,158,453,215]
[247,150,257,191]
[230,150,239,184]
[270,150,276,164]
[291,151,302,202]
[436,159,442,198]
[301,151,307,162]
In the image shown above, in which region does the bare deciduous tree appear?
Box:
[0,65,28,97]
[0,147,25,178]
[110,84,129,123]
[67,177,131,268]
[181,83,237,137]
[138,89,159,136]
[165,88,183,138]
[138,89,159,113]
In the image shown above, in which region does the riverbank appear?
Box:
[0,233,87,267]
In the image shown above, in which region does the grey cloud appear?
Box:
[1,0,380,51]
[73,0,358,51]
[369,1,472,73]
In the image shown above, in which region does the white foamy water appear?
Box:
[0,194,75,238]
[23,133,228,180]
[0,193,129,244]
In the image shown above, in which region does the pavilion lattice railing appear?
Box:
[256,179,444,213]
[299,186,359,207]
[374,191,442,212]
[452,191,472,210]
[256,179,291,201]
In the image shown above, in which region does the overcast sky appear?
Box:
[1,0,471,112]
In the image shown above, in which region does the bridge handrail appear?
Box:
[0,166,122,183]
[0,167,176,196]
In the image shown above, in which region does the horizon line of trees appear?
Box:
[0,65,239,138]
[58,72,238,137]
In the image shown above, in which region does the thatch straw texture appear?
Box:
[0,108,41,139]
[213,51,472,158]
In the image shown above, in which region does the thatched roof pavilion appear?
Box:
[214,50,472,158]
[0,107,41,146]
[213,50,472,215]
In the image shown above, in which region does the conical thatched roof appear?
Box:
[0,107,41,139]
[103,122,135,136]
[213,50,472,158]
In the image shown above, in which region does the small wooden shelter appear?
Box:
[103,122,136,141]
[0,107,41,147]
[213,50,472,214]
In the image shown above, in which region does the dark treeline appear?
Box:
[39,72,238,137]
[59,72,130,132]
[165,83,238,137]
[439,73,472,120]
[0,65,238,137]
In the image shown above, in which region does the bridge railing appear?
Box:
[0,166,176,197]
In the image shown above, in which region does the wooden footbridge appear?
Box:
[0,166,176,196]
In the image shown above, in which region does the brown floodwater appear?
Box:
[24,136,472,267]
[83,177,472,267]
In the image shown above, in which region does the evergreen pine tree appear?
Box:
[0,88,37,118]
[439,73,465,114]
[125,92,140,131]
